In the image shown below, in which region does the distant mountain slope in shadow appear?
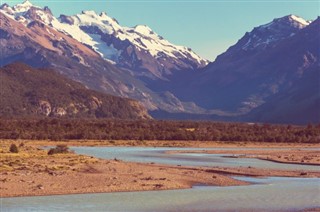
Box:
[0,63,151,119]
[165,16,319,124]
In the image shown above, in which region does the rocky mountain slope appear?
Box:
[244,18,320,124]
[0,63,151,119]
[0,0,208,80]
[0,11,143,98]
[166,15,319,123]
[246,66,319,124]
[0,1,209,114]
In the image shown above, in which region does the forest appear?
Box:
[0,118,319,143]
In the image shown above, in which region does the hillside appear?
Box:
[245,61,320,124]
[0,63,151,119]
[243,18,320,124]
[161,15,319,124]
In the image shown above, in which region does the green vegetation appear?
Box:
[0,119,319,143]
[9,144,19,153]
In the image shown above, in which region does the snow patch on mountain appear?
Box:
[34,9,52,24]
[71,10,122,34]
[50,18,96,46]
[134,25,154,36]
[88,33,121,62]
[289,14,310,27]
[52,10,206,65]
[241,15,311,50]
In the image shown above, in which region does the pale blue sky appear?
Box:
[4,0,320,61]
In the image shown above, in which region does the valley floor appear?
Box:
[0,140,319,198]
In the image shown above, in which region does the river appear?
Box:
[1,147,319,211]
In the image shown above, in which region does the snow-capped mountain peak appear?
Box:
[264,14,310,29]
[0,0,53,25]
[13,0,38,12]
[240,14,310,50]
[21,0,33,6]
[49,7,208,78]
[1,1,208,79]
[72,10,122,34]
[17,0,33,7]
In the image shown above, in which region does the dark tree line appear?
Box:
[0,118,319,143]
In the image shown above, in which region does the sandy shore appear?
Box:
[1,140,319,198]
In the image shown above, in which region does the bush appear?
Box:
[48,145,70,155]
[9,144,19,153]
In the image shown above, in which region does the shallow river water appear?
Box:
[1,147,319,211]
[72,146,320,171]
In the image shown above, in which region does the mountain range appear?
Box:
[0,1,208,113]
[163,15,319,118]
[0,0,207,79]
[0,0,319,124]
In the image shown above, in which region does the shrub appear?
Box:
[48,145,70,155]
[9,144,19,153]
